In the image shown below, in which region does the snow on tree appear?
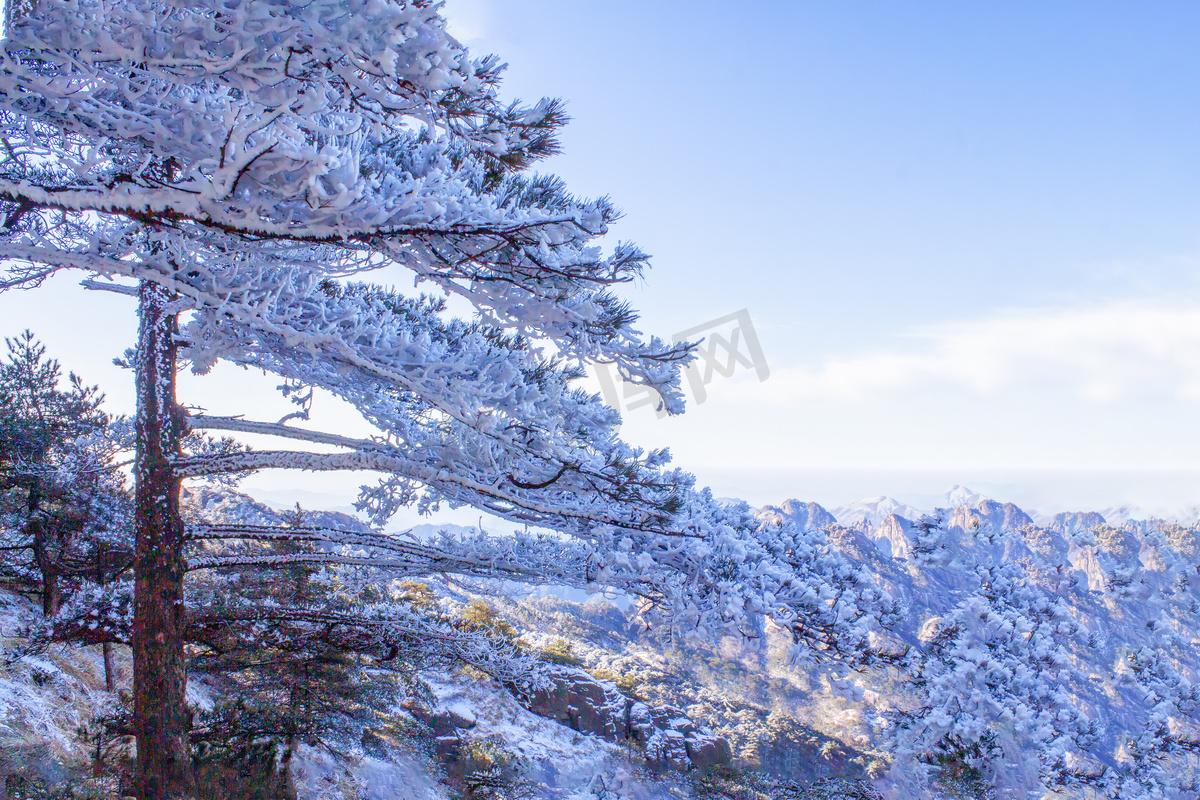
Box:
[0,331,133,701]
[879,509,1200,799]
[0,331,132,620]
[0,2,892,796]
[182,499,544,780]
[889,562,1094,798]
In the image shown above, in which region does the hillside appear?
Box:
[1,487,1198,798]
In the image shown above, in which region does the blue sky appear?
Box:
[5,2,1200,517]
[450,0,1200,320]
[437,1,1200,513]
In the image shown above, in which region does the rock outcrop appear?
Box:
[509,666,731,773]
[872,513,913,560]
[1049,510,1107,535]
[948,499,1033,535]
[759,499,837,531]
[401,698,478,737]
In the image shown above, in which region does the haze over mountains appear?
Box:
[822,484,1200,531]
[248,482,1200,541]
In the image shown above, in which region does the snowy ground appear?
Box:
[0,590,125,791]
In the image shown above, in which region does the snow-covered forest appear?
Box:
[0,0,1197,798]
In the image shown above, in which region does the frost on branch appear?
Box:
[0,0,901,661]
[0,0,691,403]
[185,487,897,671]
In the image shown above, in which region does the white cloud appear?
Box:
[761,301,1200,402]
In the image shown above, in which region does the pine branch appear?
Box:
[187,414,387,451]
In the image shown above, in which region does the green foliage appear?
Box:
[454,736,531,800]
[686,772,883,800]
[192,741,292,800]
[588,666,645,700]
[0,331,126,613]
[458,600,516,639]
[932,755,991,800]
[74,711,134,794]
[689,767,884,800]
[188,511,412,762]
[538,637,583,667]
[396,580,439,613]
[190,606,408,762]
[1,772,122,800]
[0,331,107,467]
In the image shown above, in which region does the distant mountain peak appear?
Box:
[1098,505,1148,525]
[758,499,836,531]
[946,485,989,508]
[832,496,925,528]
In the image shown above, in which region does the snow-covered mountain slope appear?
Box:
[176,487,1200,797]
[799,504,1200,798]
[0,581,857,799]
[1100,504,1148,526]
[1048,510,1108,534]
[946,497,1033,534]
[7,484,1200,799]
[0,591,130,796]
[186,485,374,533]
[759,499,837,531]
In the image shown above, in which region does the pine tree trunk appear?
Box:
[132,280,195,799]
[42,567,60,617]
[103,642,116,693]
[28,518,60,617]
[26,480,62,617]
[98,547,116,693]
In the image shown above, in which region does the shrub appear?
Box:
[588,667,645,700]
[538,637,583,667]
[458,601,516,639]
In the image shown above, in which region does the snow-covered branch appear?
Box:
[188,414,386,451]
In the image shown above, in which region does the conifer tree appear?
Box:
[0,2,891,796]
[0,331,130,617]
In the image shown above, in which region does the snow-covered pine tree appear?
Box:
[0,331,131,619]
[0,331,132,700]
[0,2,893,796]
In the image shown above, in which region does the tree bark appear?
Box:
[132,281,195,799]
[103,642,116,693]
[26,481,62,618]
[29,521,60,617]
[98,545,116,692]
